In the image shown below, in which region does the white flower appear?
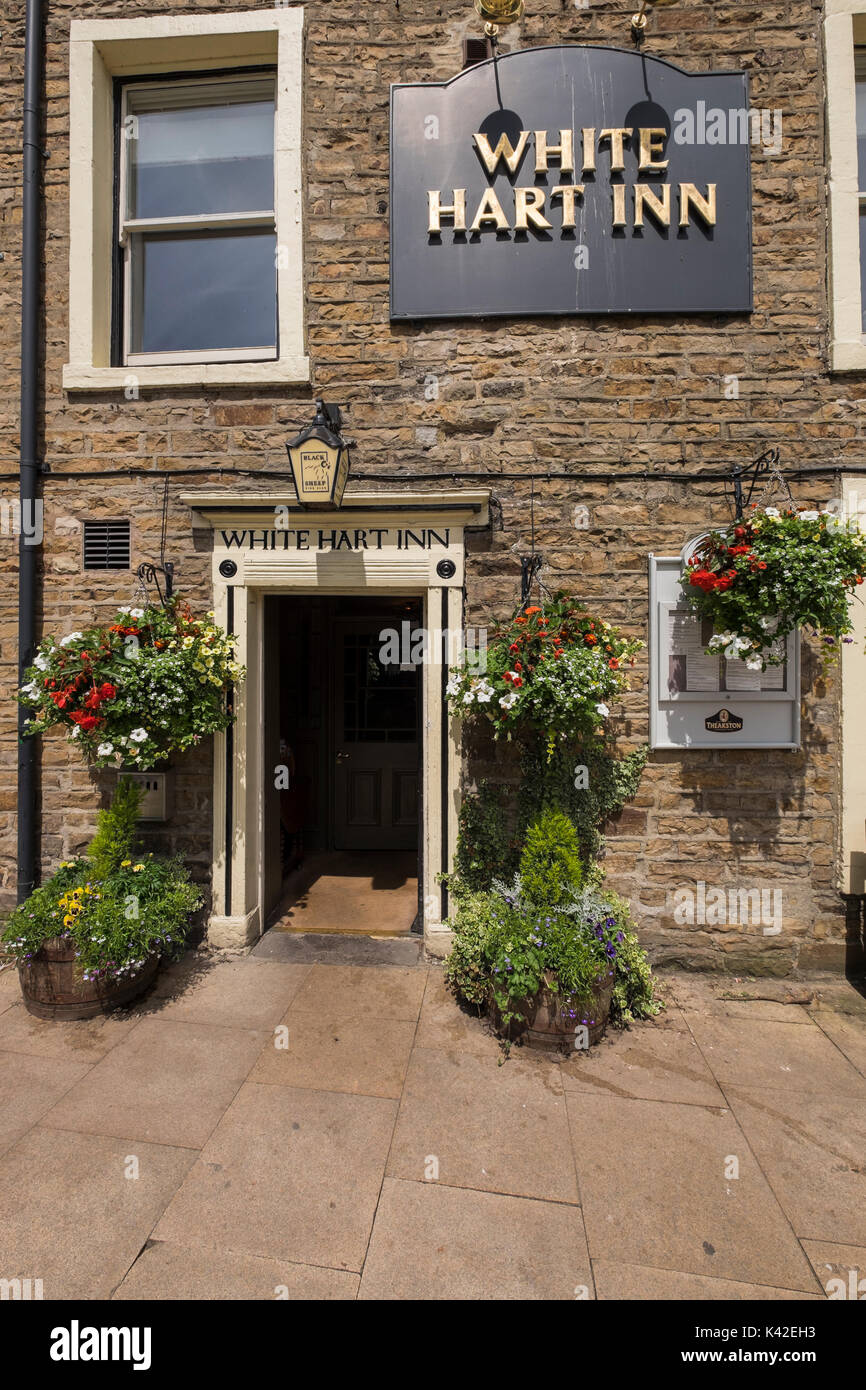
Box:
[462,691,475,706]
[798,510,819,522]
[33,654,48,671]
[71,726,81,739]
[19,682,39,699]
[763,507,780,518]
[129,728,148,743]
[596,702,609,718]
[473,680,494,704]
[128,608,145,619]
[499,691,519,710]
[745,657,763,671]
[759,616,778,632]
[445,678,461,697]
[59,632,82,647]
[97,742,114,757]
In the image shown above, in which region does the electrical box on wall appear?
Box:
[122,771,171,822]
[649,555,800,750]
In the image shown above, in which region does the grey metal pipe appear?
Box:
[17,0,44,903]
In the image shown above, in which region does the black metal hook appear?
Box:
[729,447,778,521]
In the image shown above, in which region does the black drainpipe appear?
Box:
[17,0,44,903]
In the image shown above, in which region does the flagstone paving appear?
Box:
[0,955,864,1300]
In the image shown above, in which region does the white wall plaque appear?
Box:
[649,555,800,750]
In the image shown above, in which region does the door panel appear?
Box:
[333,617,420,851]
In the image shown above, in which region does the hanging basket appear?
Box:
[680,507,866,668]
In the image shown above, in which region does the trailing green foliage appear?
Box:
[517,809,582,910]
[87,776,143,881]
[454,782,517,891]
[517,741,648,864]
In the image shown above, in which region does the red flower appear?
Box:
[585,634,598,645]
[608,658,620,669]
[508,643,519,654]
[524,606,541,616]
[503,671,513,684]
[514,661,523,673]
[99,682,116,700]
[757,561,767,571]
[512,676,523,688]
[553,649,563,659]
[70,712,99,732]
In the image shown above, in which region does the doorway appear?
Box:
[262,595,422,935]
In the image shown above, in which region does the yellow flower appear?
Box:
[121,859,132,867]
[132,864,144,873]
[63,915,73,927]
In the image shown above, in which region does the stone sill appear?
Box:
[62,357,311,393]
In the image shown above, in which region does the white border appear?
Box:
[825,1,866,371]
[63,9,309,391]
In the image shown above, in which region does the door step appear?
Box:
[252,930,425,968]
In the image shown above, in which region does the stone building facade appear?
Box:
[1,0,865,976]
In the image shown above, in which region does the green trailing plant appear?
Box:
[517,741,648,865]
[87,777,143,881]
[517,809,582,910]
[443,880,510,1010]
[454,782,517,891]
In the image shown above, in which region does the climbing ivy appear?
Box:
[516,739,648,866]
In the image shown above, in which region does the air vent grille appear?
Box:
[83,520,131,570]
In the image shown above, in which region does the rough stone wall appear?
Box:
[0,0,861,973]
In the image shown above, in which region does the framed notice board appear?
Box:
[648,555,800,750]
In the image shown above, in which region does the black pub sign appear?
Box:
[390,45,752,319]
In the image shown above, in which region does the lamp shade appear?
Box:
[286,406,351,508]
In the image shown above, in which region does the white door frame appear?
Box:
[180,489,490,954]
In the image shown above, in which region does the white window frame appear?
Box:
[826,2,866,371]
[120,73,278,367]
[63,10,309,391]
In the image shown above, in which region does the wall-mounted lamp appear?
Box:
[631,0,677,43]
[474,0,525,40]
[286,400,352,509]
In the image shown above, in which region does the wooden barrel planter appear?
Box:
[492,970,615,1052]
[18,937,158,1021]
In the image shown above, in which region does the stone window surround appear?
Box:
[826,1,866,372]
[63,9,310,392]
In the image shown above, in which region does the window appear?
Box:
[825,3,866,371]
[64,10,308,391]
[83,520,131,570]
[119,75,277,365]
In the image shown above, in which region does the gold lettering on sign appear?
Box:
[534,129,574,175]
[514,187,552,231]
[679,182,717,227]
[551,184,585,229]
[472,130,530,175]
[612,183,627,228]
[599,127,633,172]
[634,183,671,228]
[470,187,510,231]
[428,189,467,232]
[638,127,669,171]
[581,128,597,174]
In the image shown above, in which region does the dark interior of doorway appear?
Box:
[262,594,423,936]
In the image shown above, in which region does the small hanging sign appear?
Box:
[704,708,744,733]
